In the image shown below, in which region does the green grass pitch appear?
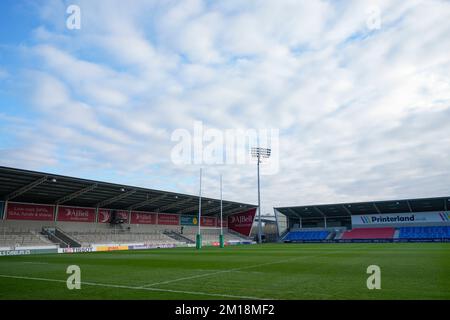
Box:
[0,243,449,300]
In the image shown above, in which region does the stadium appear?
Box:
[0,166,449,300]
[1,1,450,316]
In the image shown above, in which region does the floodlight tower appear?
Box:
[196,168,202,250]
[251,147,271,244]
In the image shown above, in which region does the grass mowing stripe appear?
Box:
[0,274,271,300]
[1,243,448,299]
[141,251,343,288]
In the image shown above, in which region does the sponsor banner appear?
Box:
[98,209,129,223]
[216,218,228,228]
[177,243,196,248]
[0,201,4,219]
[240,240,256,245]
[6,202,54,221]
[98,209,111,223]
[228,208,257,237]
[0,248,58,257]
[352,211,450,226]
[128,244,177,250]
[201,216,217,227]
[158,213,180,225]
[338,239,394,243]
[227,240,257,246]
[130,211,157,224]
[0,249,32,256]
[58,247,95,254]
[116,210,129,223]
[180,215,198,226]
[179,216,216,227]
[394,239,450,243]
[57,206,96,223]
[95,245,129,252]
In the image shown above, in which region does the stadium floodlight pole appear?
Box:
[219,174,224,248]
[251,146,271,244]
[196,168,203,250]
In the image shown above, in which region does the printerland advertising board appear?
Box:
[352,211,450,226]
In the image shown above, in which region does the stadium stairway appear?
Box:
[55,228,82,247]
[163,230,195,244]
[279,229,290,241]
[42,227,82,248]
[326,231,336,240]
[333,230,345,240]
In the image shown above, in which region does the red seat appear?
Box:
[342,227,395,239]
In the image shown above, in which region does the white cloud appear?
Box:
[2,0,450,214]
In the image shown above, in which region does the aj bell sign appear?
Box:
[352,211,450,226]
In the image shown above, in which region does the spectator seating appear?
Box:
[0,228,54,249]
[64,229,184,246]
[180,226,248,243]
[284,230,329,241]
[341,227,395,239]
[398,226,450,239]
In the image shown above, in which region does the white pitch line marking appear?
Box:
[141,252,340,288]
[140,256,301,288]
[0,274,269,300]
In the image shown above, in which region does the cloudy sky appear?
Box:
[1,0,450,214]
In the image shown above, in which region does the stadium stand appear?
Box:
[0,228,54,248]
[283,230,329,241]
[0,220,246,249]
[341,227,395,240]
[0,166,257,250]
[398,226,450,240]
[57,224,188,246]
[275,196,450,243]
[178,226,248,244]
[65,229,183,246]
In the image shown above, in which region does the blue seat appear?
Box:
[284,230,330,241]
[398,226,450,239]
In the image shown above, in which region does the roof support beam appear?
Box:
[222,206,248,216]
[342,205,352,216]
[127,194,168,211]
[177,203,200,215]
[406,200,413,212]
[156,198,193,212]
[296,214,302,228]
[55,184,98,205]
[299,216,302,228]
[4,176,48,201]
[204,203,233,215]
[96,190,136,208]
[373,203,381,214]
[313,206,326,217]
[176,200,218,215]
